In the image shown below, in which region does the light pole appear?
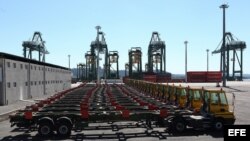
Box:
[206,49,209,71]
[220,4,229,87]
[184,41,188,82]
[68,55,71,69]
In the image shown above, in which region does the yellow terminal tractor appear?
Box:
[168,88,235,133]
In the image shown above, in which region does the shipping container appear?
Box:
[187,72,206,82]
[143,74,157,82]
[206,71,222,82]
[187,71,222,82]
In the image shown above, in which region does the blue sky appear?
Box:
[0,0,249,74]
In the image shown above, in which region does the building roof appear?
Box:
[0,52,69,70]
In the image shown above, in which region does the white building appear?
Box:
[0,52,71,106]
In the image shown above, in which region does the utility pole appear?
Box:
[184,41,188,82]
[207,49,209,71]
[220,4,229,87]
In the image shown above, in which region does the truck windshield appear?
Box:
[210,92,219,104]
[219,92,228,105]
[180,89,186,96]
[193,90,201,100]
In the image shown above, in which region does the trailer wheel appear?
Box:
[173,119,186,133]
[214,119,224,130]
[57,123,72,136]
[38,123,53,137]
[56,117,72,137]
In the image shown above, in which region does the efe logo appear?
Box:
[224,125,249,140]
[228,129,246,136]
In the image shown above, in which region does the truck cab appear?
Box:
[202,89,235,126]
[170,88,235,133]
[186,87,203,111]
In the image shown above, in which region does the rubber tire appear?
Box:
[173,119,186,133]
[56,123,72,137]
[214,119,224,131]
[38,123,53,137]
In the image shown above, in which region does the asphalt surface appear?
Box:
[0,81,249,141]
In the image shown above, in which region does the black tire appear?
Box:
[38,123,53,137]
[214,119,224,130]
[56,123,72,137]
[172,119,186,133]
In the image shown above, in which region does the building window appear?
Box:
[7,82,11,88]
[39,81,41,85]
[13,82,17,87]
[25,82,28,86]
[13,63,16,68]
[39,67,40,70]
[25,65,28,69]
[31,81,33,86]
[20,64,23,69]
[34,66,36,70]
[31,65,33,70]
[7,62,10,67]
[34,81,36,85]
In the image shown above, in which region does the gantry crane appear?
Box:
[77,63,86,81]
[128,47,142,79]
[22,31,49,62]
[85,51,96,81]
[212,32,246,81]
[107,51,119,79]
[90,26,108,81]
[147,32,166,73]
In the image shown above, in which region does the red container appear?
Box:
[187,71,222,82]
[143,74,157,82]
[206,71,222,82]
[187,71,207,82]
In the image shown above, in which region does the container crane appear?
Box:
[22,31,49,62]
[128,47,142,79]
[90,26,108,82]
[107,51,119,79]
[85,51,96,81]
[212,32,246,81]
[147,32,166,73]
[77,63,86,81]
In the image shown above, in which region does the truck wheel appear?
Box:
[38,123,53,137]
[173,119,186,133]
[214,119,224,130]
